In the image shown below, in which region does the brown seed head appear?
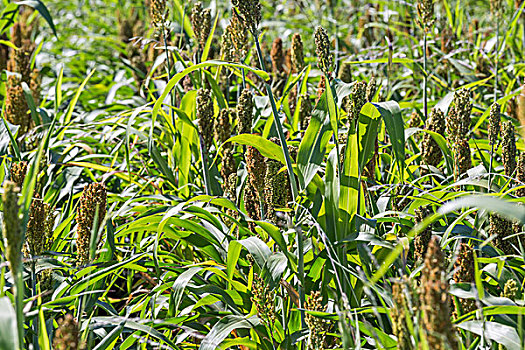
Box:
[447,89,472,145]
[421,108,446,166]
[516,153,525,197]
[76,183,107,266]
[453,138,472,179]
[10,161,28,188]
[24,194,54,258]
[420,236,458,350]
[489,213,514,255]
[270,37,284,74]
[338,61,352,84]
[414,207,432,262]
[53,314,85,350]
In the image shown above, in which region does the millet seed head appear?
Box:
[10,161,28,188]
[237,88,254,134]
[230,10,249,60]
[414,207,432,262]
[502,121,517,176]
[5,75,31,135]
[291,33,304,73]
[420,236,459,350]
[338,61,352,84]
[366,76,377,102]
[270,37,284,74]
[417,0,435,32]
[196,88,215,149]
[246,146,266,195]
[215,109,232,146]
[391,278,413,350]
[53,314,85,350]
[148,0,168,29]
[421,108,445,166]
[489,102,501,146]
[2,181,22,275]
[314,26,333,76]
[453,243,477,314]
[24,194,54,258]
[447,89,472,144]
[231,0,262,35]
[489,213,514,255]
[76,183,107,266]
[453,138,472,179]
[501,279,519,300]
[516,152,525,197]
[345,81,367,122]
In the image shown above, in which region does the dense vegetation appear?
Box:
[1,0,525,349]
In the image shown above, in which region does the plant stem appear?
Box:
[199,135,212,195]
[494,19,499,103]
[423,32,428,120]
[15,267,24,350]
[253,33,299,202]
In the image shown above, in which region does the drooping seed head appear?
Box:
[2,181,22,275]
[291,33,304,73]
[196,88,215,149]
[314,26,333,76]
[76,183,107,266]
[237,88,254,134]
[501,121,517,176]
[231,0,262,35]
[489,103,501,146]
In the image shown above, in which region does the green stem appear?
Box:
[488,142,494,191]
[199,135,212,196]
[423,32,428,120]
[494,19,499,103]
[15,267,24,350]
[252,33,300,202]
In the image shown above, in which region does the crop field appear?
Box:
[1,0,525,349]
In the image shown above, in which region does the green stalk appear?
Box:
[423,32,428,120]
[199,135,212,196]
[253,34,299,202]
[15,267,24,350]
[494,19,499,103]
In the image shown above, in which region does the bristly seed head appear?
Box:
[417,0,435,32]
[489,102,501,146]
[231,0,262,35]
[237,88,254,134]
[76,183,107,266]
[291,33,304,73]
[314,26,333,76]
[2,181,22,275]
[502,121,517,176]
[196,88,215,149]
[345,81,367,122]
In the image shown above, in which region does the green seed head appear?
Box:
[305,290,330,349]
[501,279,519,300]
[338,61,352,84]
[24,194,54,258]
[196,88,215,149]
[231,0,262,35]
[346,81,367,122]
[447,89,472,144]
[502,121,517,176]
[237,88,254,134]
[417,0,435,32]
[314,26,333,76]
[453,138,472,179]
[291,33,304,73]
[489,103,501,146]
[148,0,168,28]
[2,181,22,275]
